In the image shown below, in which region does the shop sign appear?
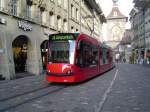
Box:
[0,48,4,53]
[18,21,32,31]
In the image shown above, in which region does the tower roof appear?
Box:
[107,1,128,21]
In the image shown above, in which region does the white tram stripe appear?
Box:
[95,69,119,112]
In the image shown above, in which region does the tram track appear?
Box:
[0,83,50,102]
[0,83,69,112]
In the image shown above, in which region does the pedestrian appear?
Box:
[123,58,126,63]
[146,50,150,64]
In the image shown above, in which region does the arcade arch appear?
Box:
[12,35,31,74]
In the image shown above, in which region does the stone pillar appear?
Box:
[0,30,15,80]
[26,36,43,75]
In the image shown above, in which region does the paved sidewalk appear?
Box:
[0,72,45,84]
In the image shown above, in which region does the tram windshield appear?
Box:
[48,34,76,64]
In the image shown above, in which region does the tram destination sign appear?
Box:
[50,35,74,41]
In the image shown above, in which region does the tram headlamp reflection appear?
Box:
[47,70,51,75]
[66,70,73,75]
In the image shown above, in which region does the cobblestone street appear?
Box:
[0,63,150,112]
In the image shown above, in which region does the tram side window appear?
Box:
[92,44,98,65]
[100,48,108,65]
[76,40,98,67]
[76,40,84,67]
[110,51,113,63]
[100,49,103,65]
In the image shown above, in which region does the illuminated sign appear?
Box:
[50,35,74,41]
[18,21,32,31]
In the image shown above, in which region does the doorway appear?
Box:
[12,36,29,73]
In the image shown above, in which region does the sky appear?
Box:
[96,0,134,40]
[97,0,134,18]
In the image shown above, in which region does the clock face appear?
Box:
[111,26,121,40]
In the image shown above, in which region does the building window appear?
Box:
[49,12,55,27]
[38,9,42,23]
[0,0,4,10]
[114,11,117,16]
[57,15,61,30]
[71,4,75,19]
[76,29,78,32]
[76,8,79,21]
[11,0,18,16]
[63,19,68,31]
[71,26,74,33]
[58,0,62,6]
[42,11,47,24]
[71,4,73,18]
[39,9,47,24]
[26,4,32,19]
[64,0,68,9]
[81,0,84,7]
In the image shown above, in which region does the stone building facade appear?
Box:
[130,0,150,64]
[119,29,133,63]
[0,0,105,80]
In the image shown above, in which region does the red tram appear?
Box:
[46,33,114,83]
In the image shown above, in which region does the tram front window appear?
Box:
[48,40,75,64]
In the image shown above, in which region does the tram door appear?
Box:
[76,39,99,78]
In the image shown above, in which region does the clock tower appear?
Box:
[106,0,128,49]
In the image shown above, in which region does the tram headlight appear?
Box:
[66,70,73,75]
[47,70,51,75]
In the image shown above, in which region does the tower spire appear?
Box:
[112,0,118,5]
